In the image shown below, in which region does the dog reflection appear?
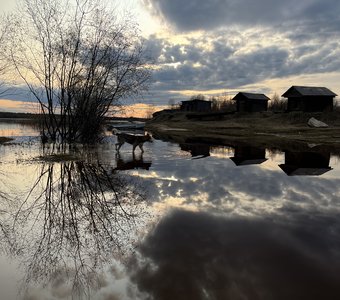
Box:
[114,153,152,171]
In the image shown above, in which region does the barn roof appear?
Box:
[282,86,337,98]
[279,164,332,176]
[230,157,268,166]
[232,92,270,101]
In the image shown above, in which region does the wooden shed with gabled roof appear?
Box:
[282,86,337,112]
[180,99,212,112]
[232,92,270,112]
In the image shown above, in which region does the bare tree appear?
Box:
[268,93,287,112]
[7,0,150,143]
[190,94,206,100]
[210,94,235,112]
[0,15,13,97]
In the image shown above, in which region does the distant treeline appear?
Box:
[109,116,149,122]
[0,111,148,123]
[0,111,42,119]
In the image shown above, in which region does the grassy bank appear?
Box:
[146,110,340,151]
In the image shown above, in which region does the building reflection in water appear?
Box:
[279,150,332,176]
[230,145,267,166]
[180,143,211,159]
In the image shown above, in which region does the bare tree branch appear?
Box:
[6,0,150,142]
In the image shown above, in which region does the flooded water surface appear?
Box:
[0,120,340,299]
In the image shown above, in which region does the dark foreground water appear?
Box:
[0,120,340,299]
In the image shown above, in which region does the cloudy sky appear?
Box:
[1,0,340,113]
[142,0,340,104]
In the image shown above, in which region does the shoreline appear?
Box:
[146,111,340,152]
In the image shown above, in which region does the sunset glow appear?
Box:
[1,0,340,115]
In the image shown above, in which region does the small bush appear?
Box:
[210,96,236,112]
[334,99,340,112]
[268,93,287,112]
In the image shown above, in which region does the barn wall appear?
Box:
[236,99,267,112]
[251,100,268,112]
[303,97,333,112]
[196,102,212,112]
[287,98,303,111]
[236,100,246,112]
[287,96,334,112]
[181,101,211,112]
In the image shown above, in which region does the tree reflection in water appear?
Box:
[3,146,147,297]
[0,169,18,258]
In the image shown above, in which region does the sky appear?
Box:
[1,0,340,115]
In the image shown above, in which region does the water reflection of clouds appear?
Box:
[2,136,340,298]
[136,150,340,217]
[130,209,340,300]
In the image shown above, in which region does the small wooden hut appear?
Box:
[232,92,269,112]
[282,86,337,112]
[180,99,212,112]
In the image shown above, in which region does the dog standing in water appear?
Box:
[113,130,152,153]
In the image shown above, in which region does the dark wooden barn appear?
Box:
[232,92,270,112]
[282,86,337,112]
[180,99,212,112]
[230,146,267,166]
[279,151,332,176]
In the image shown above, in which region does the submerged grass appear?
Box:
[35,153,79,162]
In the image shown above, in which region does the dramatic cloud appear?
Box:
[144,29,340,104]
[137,0,340,106]
[2,1,340,111]
[143,0,340,31]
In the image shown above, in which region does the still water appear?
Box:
[0,120,340,300]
